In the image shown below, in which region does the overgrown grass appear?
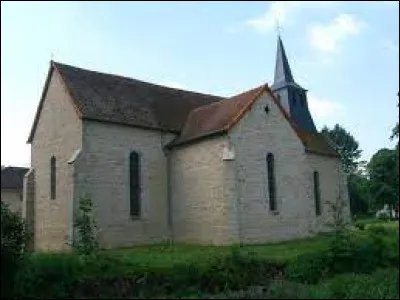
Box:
[11,221,399,299]
[195,268,399,299]
[106,233,333,271]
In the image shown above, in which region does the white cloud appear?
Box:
[308,94,346,127]
[308,14,365,53]
[245,1,336,34]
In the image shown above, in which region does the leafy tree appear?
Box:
[367,148,399,217]
[348,173,371,216]
[390,99,399,142]
[321,124,366,216]
[320,124,362,175]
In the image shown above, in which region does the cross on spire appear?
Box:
[275,19,283,36]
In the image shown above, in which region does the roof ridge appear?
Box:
[52,61,224,100]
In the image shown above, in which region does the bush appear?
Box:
[71,250,285,298]
[14,253,81,299]
[1,201,28,298]
[308,268,399,299]
[73,195,99,256]
[14,251,131,299]
[286,228,399,284]
[285,252,329,284]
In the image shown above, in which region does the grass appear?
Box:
[105,219,398,271]
[12,220,399,299]
[356,217,399,227]
[193,268,399,299]
[105,233,333,271]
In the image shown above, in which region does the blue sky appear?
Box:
[1,1,399,167]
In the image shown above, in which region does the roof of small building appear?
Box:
[27,61,338,157]
[1,167,29,190]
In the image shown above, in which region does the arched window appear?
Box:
[50,156,56,199]
[129,151,141,217]
[313,171,321,216]
[267,153,277,211]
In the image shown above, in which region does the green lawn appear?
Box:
[106,219,399,269]
[104,220,399,271]
[105,234,334,271]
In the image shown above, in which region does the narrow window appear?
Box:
[267,153,277,211]
[50,156,56,199]
[313,171,321,216]
[129,151,141,217]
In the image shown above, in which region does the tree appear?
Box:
[390,98,399,142]
[367,148,399,217]
[347,172,371,216]
[321,124,366,216]
[320,124,362,175]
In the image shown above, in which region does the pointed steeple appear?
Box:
[270,35,317,133]
[273,35,294,85]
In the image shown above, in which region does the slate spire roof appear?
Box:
[274,35,294,85]
[271,36,305,91]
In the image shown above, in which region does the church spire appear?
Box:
[274,35,294,85]
[270,35,317,133]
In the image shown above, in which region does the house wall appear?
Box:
[170,136,235,245]
[1,189,23,216]
[228,92,317,244]
[76,120,175,249]
[30,69,82,251]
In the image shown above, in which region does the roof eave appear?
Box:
[305,148,340,158]
[166,129,229,150]
[27,61,55,144]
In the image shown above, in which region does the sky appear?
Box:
[1,1,399,167]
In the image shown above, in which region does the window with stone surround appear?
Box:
[50,156,56,199]
[129,151,141,217]
[267,153,277,211]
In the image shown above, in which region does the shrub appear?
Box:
[73,195,99,256]
[14,253,81,299]
[285,252,329,284]
[14,252,130,299]
[309,268,399,299]
[286,227,399,285]
[1,201,28,298]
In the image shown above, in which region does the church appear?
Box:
[23,36,350,251]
